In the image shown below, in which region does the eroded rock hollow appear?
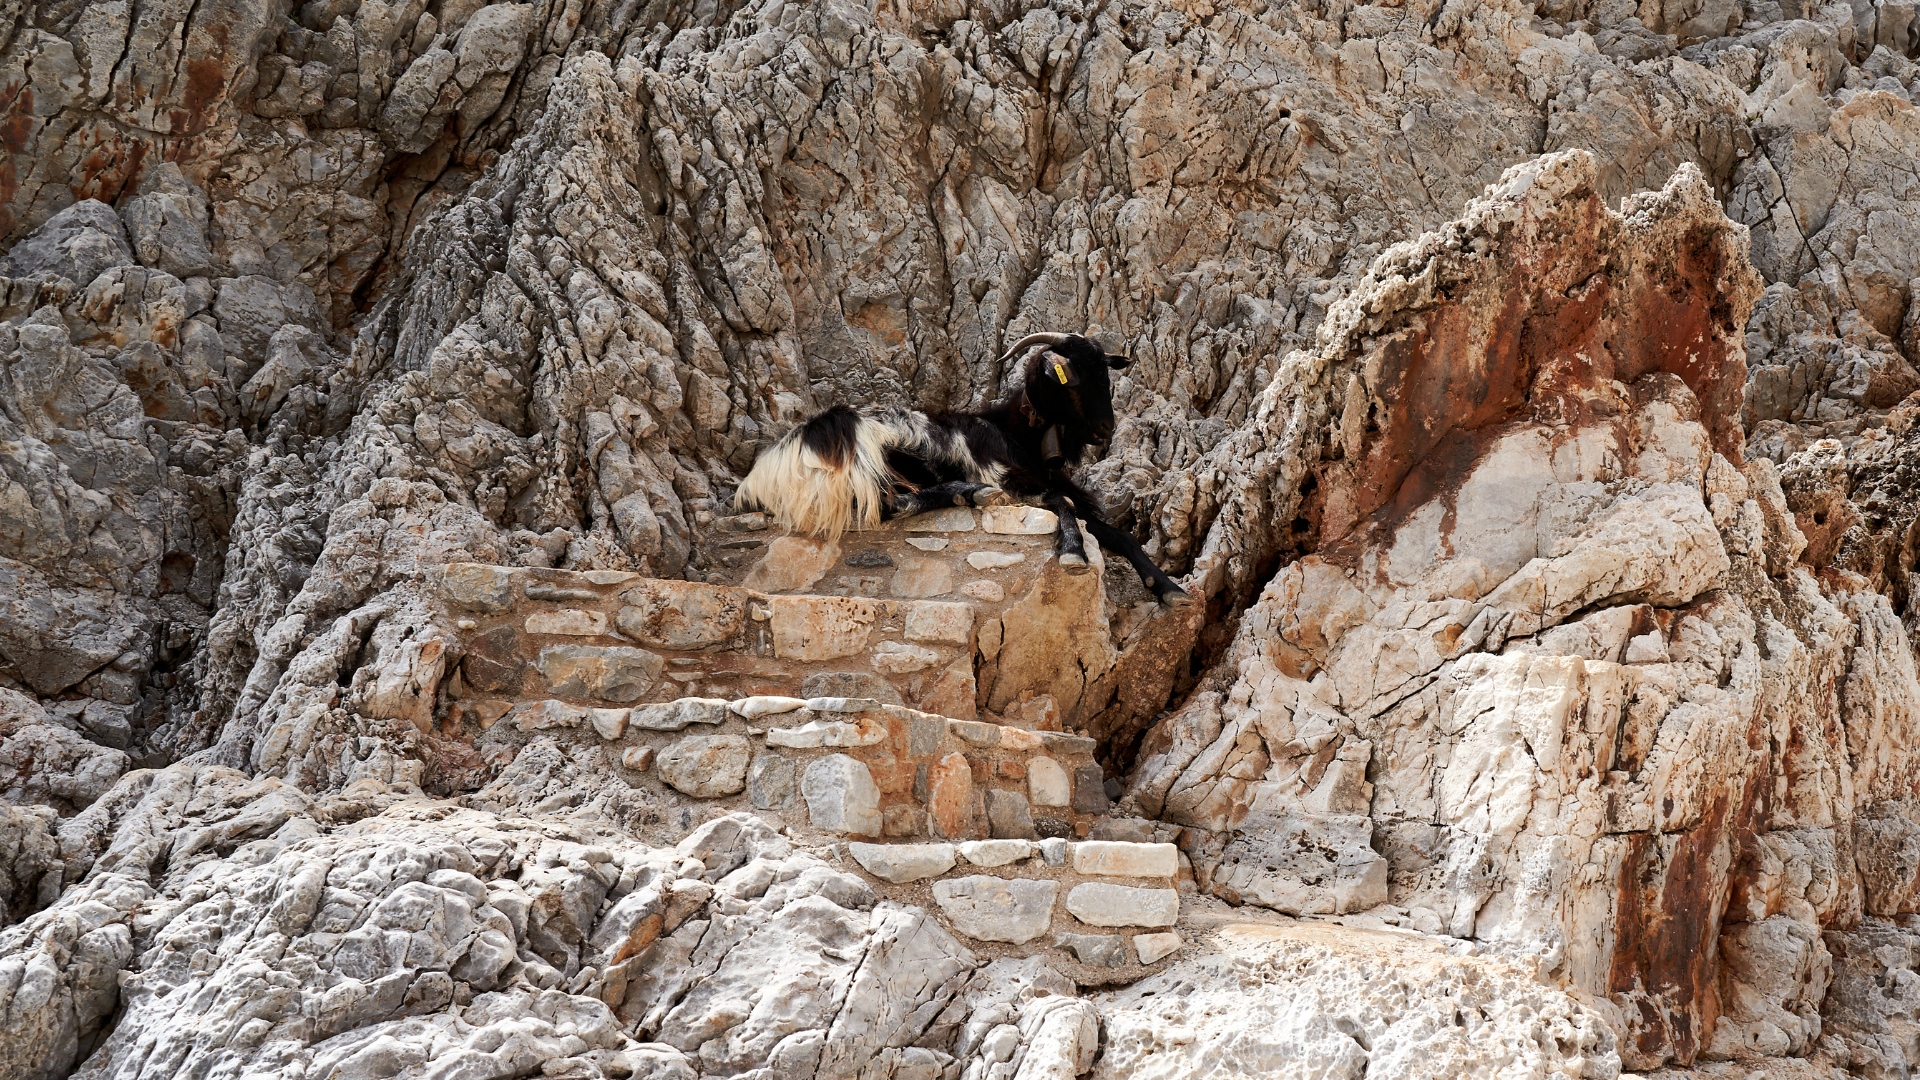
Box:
[7,0,1920,1077]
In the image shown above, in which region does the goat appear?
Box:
[733,332,1190,605]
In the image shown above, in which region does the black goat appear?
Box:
[733,332,1189,605]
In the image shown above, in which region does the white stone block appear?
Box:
[1072,841,1179,878]
[872,641,941,674]
[849,842,956,884]
[728,695,808,718]
[957,839,1034,867]
[981,505,1058,534]
[1028,757,1071,807]
[765,719,887,748]
[1133,931,1183,964]
[1066,883,1179,927]
[905,601,975,645]
[967,551,1026,570]
[905,508,976,531]
[802,754,883,835]
[525,609,610,636]
[932,876,1057,943]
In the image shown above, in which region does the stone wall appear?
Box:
[469,693,1112,843]
[440,507,1135,734]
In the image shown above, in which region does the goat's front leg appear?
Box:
[885,481,1014,520]
[1044,492,1090,574]
[1080,515,1192,606]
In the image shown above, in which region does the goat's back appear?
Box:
[733,405,899,537]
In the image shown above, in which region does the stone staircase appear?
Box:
[433,509,1192,974]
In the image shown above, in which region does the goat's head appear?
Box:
[997,332,1132,449]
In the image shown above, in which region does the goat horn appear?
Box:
[995,331,1074,366]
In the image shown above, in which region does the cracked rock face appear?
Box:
[8,0,1920,1077]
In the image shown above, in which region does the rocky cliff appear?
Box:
[6,0,1920,1076]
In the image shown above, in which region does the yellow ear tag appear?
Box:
[1053,361,1069,384]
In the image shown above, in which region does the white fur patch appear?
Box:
[735,409,1002,537]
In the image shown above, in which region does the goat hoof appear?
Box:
[1058,552,1090,574]
[971,486,1015,507]
[1157,586,1194,608]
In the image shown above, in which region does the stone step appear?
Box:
[439,505,1121,731]
[467,693,1114,842]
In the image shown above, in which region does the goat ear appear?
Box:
[1042,354,1081,387]
[1106,355,1131,371]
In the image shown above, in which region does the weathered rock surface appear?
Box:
[5,0,1920,1076]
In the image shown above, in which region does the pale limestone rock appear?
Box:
[905,537,949,551]
[871,641,941,674]
[1132,932,1183,965]
[962,580,1005,603]
[727,696,807,719]
[743,535,839,592]
[747,753,794,810]
[616,580,748,648]
[656,735,749,798]
[1071,842,1180,879]
[957,839,1033,867]
[10,2,1920,1073]
[905,601,975,645]
[905,509,974,532]
[931,877,1057,943]
[535,644,662,702]
[524,608,609,636]
[804,697,880,713]
[849,842,955,884]
[587,707,626,740]
[1028,758,1071,807]
[1058,932,1126,967]
[966,551,1025,570]
[442,563,514,611]
[630,698,731,730]
[1065,884,1179,928]
[802,755,882,836]
[890,557,954,599]
[1094,924,1619,1079]
[765,718,887,748]
[1211,809,1389,917]
[770,596,878,660]
[512,698,586,731]
[981,506,1058,535]
[621,745,654,770]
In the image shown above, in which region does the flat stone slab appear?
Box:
[728,695,807,719]
[1028,758,1071,806]
[535,645,663,702]
[765,719,888,748]
[1066,883,1179,928]
[1072,841,1180,878]
[442,563,513,611]
[904,508,975,531]
[630,698,730,731]
[525,609,610,636]
[967,551,1026,570]
[1134,931,1183,964]
[1058,932,1126,967]
[957,839,1033,867]
[981,505,1058,534]
[801,754,882,836]
[657,734,750,798]
[932,876,1057,943]
[849,842,956,884]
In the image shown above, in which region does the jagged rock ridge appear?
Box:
[6,0,1920,1078]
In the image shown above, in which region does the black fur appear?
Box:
[888,335,1186,604]
[799,405,863,468]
